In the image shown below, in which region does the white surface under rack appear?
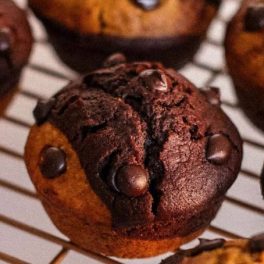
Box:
[0,0,263,263]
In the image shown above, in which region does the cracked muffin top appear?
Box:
[32,57,242,239]
[28,0,220,38]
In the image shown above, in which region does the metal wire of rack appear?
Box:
[0,0,263,263]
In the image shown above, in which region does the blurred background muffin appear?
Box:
[0,0,33,114]
[225,0,264,131]
[29,0,221,72]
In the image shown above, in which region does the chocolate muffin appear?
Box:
[28,0,221,72]
[0,0,32,102]
[25,57,242,258]
[160,233,264,264]
[225,0,264,131]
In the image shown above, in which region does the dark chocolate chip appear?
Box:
[193,239,226,255]
[206,134,232,165]
[40,147,66,179]
[115,165,149,197]
[249,233,264,252]
[140,69,168,92]
[206,0,221,6]
[33,98,56,125]
[261,164,264,198]
[132,0,160,10]
[202,87,221,106]
[103,53,127,67]
[244,3,264,31]
[0,28,12,68]
[179,238,225,257]
[0,30,10,54]
[160,254,184,264]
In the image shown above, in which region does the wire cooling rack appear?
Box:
[0,0,263,263]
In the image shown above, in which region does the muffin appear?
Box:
[160,233,264,264]
[28,0,221,72]
[25,56,242,258]
[0,0,33,114]
[225,0,264,131]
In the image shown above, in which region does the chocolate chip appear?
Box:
[140,69,168,92]
[261,164,264,198]
[103,53,127,67]
[177,238,225,258]
[132,0,160,10]
[249,233,264,252]
[206,134,232,165]
[244,3,264,31]
[39,147,66,179]
[206,0,221,6]
[187,239,225,256]
[0,28,12,68]
[115,165,149,197]
[0,29,10,54]
[202,87,221,106]
[33,98,56,125]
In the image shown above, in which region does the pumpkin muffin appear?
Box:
[29,0,221,72]
[225,0,264,131]
[25,56,242,258]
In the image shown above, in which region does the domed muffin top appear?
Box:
[29,0,220,37]
[225,0,264,88]
[160,233,264,264]
[34,57,242,239]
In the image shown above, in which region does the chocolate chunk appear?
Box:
[261,164,264,198]
[202,87,221,106]
[249,233,264,252]
[115,165,149,197]
[0,28,12,67]
[140,69,168,92]
[193,238,226,255]
[206,134,232,165]
[103,53,127,67]
[160,254,184,264]
[132,0,160,10]
[0,29,11,54]
[33,98,56,125]
[244,3,264,31]
[40,147,66,179]
[206,0,221,6]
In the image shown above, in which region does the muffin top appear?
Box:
[0,0,32,78]
[29,0,220,38]
[225,0,264,88]
[160,233,264,264]
[33,57,242,239]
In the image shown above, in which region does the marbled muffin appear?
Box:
[29,0,221,72]
[0,0,32,108]
[25,56,242,258]
[225,0,264,131]
[160,233,264,264]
